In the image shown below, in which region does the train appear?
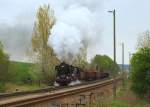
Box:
[55,62,109,86]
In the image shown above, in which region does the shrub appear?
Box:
[130,47,150,98]
[0,82,6,92]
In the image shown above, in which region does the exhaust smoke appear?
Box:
[48,0,103,63]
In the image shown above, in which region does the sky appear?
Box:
[0,0,149,64]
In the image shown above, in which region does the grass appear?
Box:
[87,86,150,107]
[9,61,32,74]
[1,61,44,92]
[10,61,32,70]
[8,61,33,84]
[88,97,150,107]
[5,82,42,92]
[111,100,150,107]
[87,99,131,107]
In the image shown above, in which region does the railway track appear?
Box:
[0,77,122,107]
[0,78,109,100]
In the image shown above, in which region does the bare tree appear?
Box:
[137,30,150,49]
[73,47,89,69]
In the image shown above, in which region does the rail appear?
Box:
[0,77,122,107]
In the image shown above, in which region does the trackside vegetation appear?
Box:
[86,88,150,107]
[87,99,150,107]
[0,42,9,92]
[130,31,150,98]
[130,47,150,98]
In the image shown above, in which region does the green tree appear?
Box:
[130,47,150,97]
[0,42,9,92]
[31,5,59,84]
[91,55,119,75]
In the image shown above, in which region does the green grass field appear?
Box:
[8,61,33,84]
[0,61,38,92]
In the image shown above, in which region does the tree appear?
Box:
[31,5,59,84]
[91,54,119,75]
[73,47,89,69]
[137,30,150,49]
[130,48,150,98]
[130,30,150,98]
[0,42,9,92]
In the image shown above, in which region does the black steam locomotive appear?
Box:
[55,62,81,86]
[55,62,109,86]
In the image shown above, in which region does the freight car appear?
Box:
[81,70,109,81]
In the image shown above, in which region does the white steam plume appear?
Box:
[48,0,103,62]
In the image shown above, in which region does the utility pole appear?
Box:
[108,9,117,98]
[129,52,131,72]
[121,43,125,89]
[122,43,124,72]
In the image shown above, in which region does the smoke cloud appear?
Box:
[48,0,103,62]
[0,13,34,62]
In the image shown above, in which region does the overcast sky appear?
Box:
[0,0,149,64]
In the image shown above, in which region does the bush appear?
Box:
[130,47,150,98]
[0,42,9,83]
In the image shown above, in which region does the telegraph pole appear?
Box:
[122,43,125,89]
[108,9,117,98]
[129,52,131,72]
[122,43,124,72]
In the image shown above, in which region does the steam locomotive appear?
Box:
[55,62,109,86]
[55,62,81,86]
